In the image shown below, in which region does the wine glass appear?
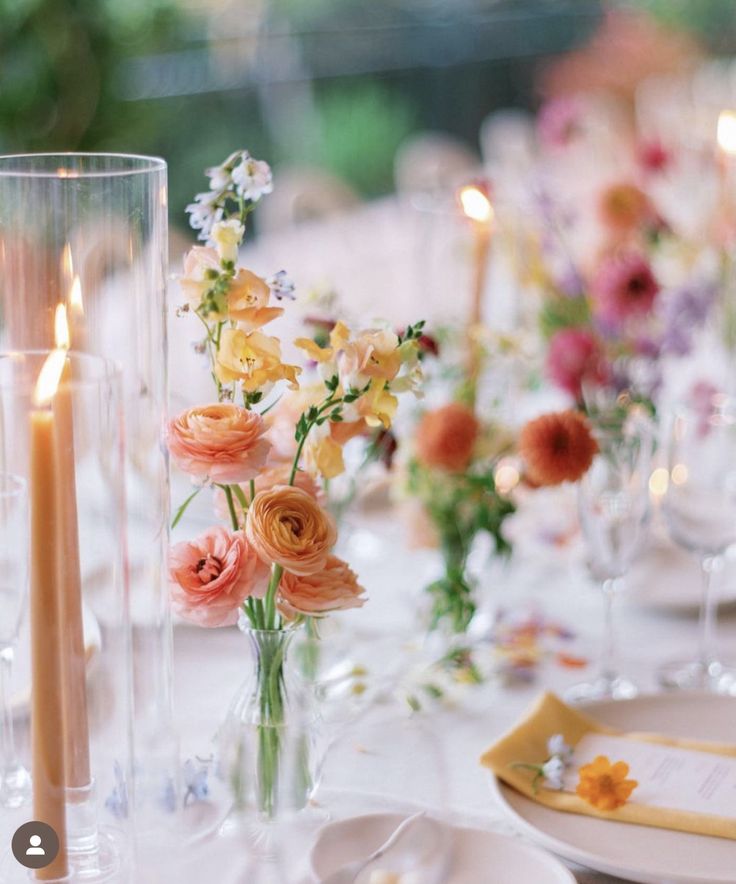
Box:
[659,394,736,691]
[0,473,31,808]
[566,416,653,703]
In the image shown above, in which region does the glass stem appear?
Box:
[0,646,17,775]
[600,578,618,683]
[698,554,722,670]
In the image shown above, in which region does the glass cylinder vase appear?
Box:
[0,351,131,882]
[218,624,315,825]
[0,154,176,831]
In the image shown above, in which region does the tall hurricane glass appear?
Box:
[0,154,175,834]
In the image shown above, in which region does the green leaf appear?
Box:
[171,487,202,529]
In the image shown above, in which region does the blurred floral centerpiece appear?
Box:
[167,149,424,817]
[407,400,516,638]
[529,100,721,413]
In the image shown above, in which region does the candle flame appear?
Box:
[33,349,67,407]
[717,110,736,156]
[56,168,79,179]
[61,243,74,279]
[459,185,494,223]
[55,303,71,350]
[69,275,83,316]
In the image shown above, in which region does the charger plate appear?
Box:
[489,693,736,884]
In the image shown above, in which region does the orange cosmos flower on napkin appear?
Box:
[216,328,301,391]
[519,410,597,486]
[415,402,480,472]
[166,403,271,483]
[169,526,268,627]
[576,755,638,810]
[245,485,337,575]
[278,554,366,618]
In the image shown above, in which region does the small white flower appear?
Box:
[210,219,245,263]
[186,192,222,240]
[266,270,295,301]
[547,733,573,762]
[232,153,273,202]
[206,150,244,190]
[541,755,565,790]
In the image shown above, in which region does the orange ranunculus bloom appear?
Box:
[576,755,638,810]
[415,402,480,472]
[518,410,597,486]
[245,485,337,576]
[278,554,366,618]
[216,328,301,391]
[166,403,271,483]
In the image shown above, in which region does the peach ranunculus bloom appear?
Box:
[216,328,301,392]
[245,485,337,576]
[415,402,480,472]
[278,554,365,618]
[167,403,272,484]
[169,526,269,627]
[213,466,323,525]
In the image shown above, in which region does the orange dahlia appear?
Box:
[576,755,638,811]
[518,410,597,486]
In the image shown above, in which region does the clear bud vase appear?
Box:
[218,623,315,828]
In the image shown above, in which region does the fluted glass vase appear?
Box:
[219,625,314,823]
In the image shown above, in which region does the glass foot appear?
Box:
[657,659,736,693]
[0,762,31,809]
[564,674,638,704]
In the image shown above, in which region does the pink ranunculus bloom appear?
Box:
[591,253,660,325]
[166,403,271,484]
[169,526,269,627]
[546,328,608,400]
[278,554,366,619]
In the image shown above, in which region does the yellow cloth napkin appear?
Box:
[480,692,736,840]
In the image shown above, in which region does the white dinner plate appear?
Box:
[489,693,736,884]
[309,813,575,883]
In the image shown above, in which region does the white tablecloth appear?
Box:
[164,504,736,884]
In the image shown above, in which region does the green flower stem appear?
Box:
[253,630,288,817]
[288,395,341,485]
[221,484,239,532]
[264,563,283,630]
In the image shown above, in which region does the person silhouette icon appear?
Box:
[26,834,45,856]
